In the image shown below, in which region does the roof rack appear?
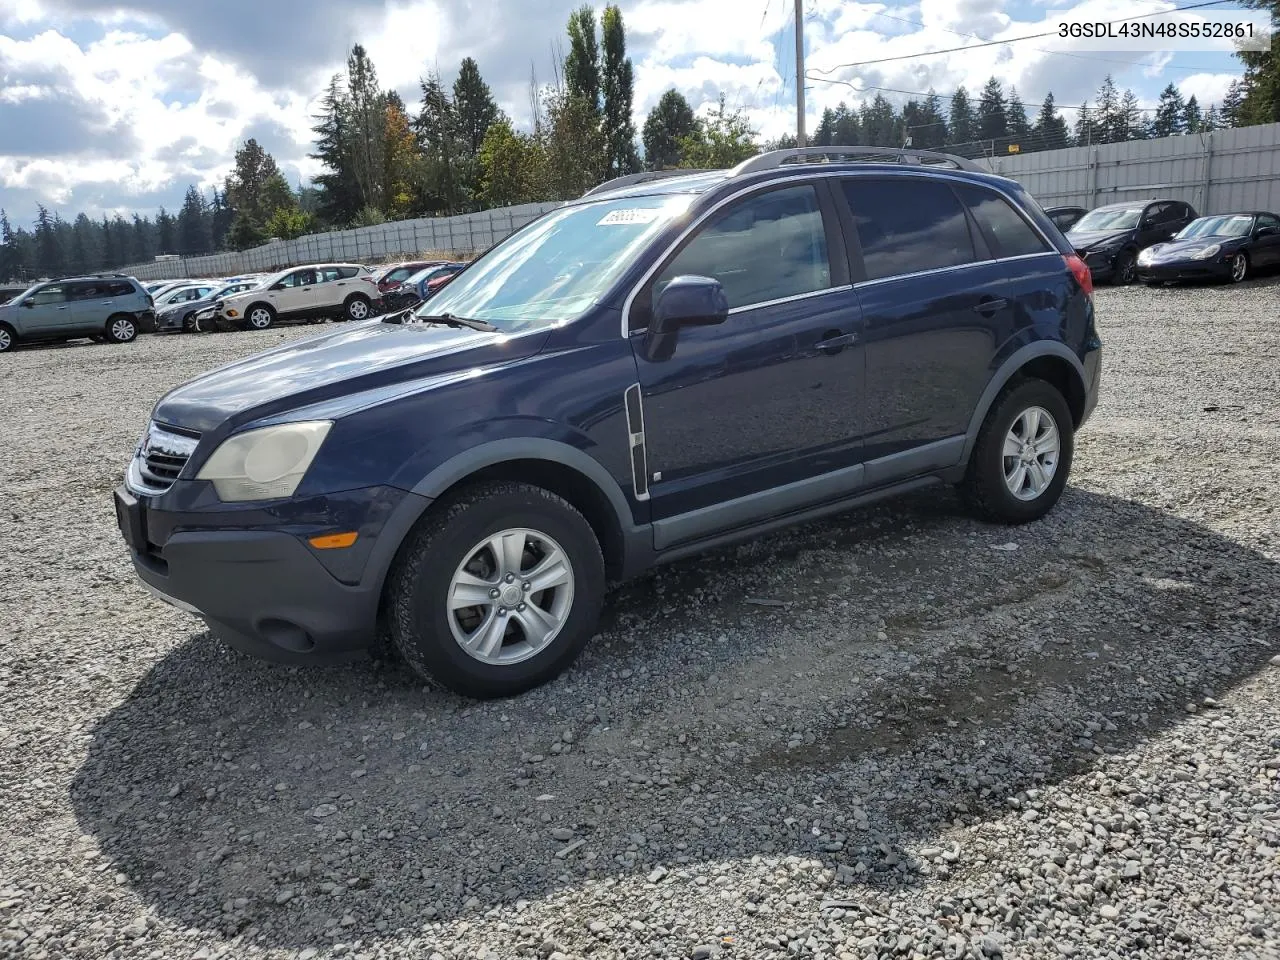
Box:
[731,146,985,175]
[581,168,714,198]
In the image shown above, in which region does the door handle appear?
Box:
[972,297,1008,316]
[815,331,857,354]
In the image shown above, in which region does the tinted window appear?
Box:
[338,266,360,279]
[843,179,977,280]
[28,284,68,305]
[1258,213,1280,229]
[106,281,134,297]
[956,186,1051,259]
[68,282,106,301]
[280,270,317,288]
[656,185,831,311]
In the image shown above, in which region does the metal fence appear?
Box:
[113,122,1280,282]
[116,202,562,281]
[978,122,1280,216]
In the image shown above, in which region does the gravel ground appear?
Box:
[1,282,1279,960]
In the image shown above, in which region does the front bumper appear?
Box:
[114,481,432,662]
[1136,260,1232,282]
[154,311,187,332]
[1081,250,1121,281]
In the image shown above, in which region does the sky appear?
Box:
[0,0,1249,224]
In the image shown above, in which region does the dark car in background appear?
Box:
[1045,206,1087,233]
[1137,212,1280,284]
[1066,199,1197,284]
[381,262,468,313]
[373,260,448,295]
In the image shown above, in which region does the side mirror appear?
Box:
[22,299,36,308]
[643,275,729,363]
[652,275,728,334]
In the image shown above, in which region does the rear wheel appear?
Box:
[181,312,197,333]
[344,295,371,321]
[244,304,275,330]
[388,482,606,699]
[0,323,15,352]
[105,314,138,344]
[961,378,1074,524]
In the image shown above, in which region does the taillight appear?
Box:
[1065,253,1093,296]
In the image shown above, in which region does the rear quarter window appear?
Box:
[107,281,136,297]
[338,266,361,279]
[955,186,1052,259]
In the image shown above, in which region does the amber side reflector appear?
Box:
[309,531,358,549]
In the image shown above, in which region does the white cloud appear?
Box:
[0,0,1248,221]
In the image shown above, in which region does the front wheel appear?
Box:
[387,482,606,699]
[1229,252,1249,283]
[344,296,371,322]
[961,378,1075,524]
[244,304,275,330]
[0,323,15,352]
[105,315,138,344]
[1112,251,1137,285]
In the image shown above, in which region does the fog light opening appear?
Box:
[258,619,315,654]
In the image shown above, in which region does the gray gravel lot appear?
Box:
[1,282,1279,960]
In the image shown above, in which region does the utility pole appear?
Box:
[794,0,806,147]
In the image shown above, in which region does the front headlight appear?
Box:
[1137,248,1156,265]
[1192,244,1222,260]
[196,421,332,501]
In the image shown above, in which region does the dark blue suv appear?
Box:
[114,147,1102,699]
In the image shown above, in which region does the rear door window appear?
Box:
[841,179,978,281]
[68,282,106,301]
[955,186,1052,259]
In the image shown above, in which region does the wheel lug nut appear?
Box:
[489,588,499,598]
[498,607,507,616]
[518,603,527,612]
[506,573,515,583]
[522,582,531,591]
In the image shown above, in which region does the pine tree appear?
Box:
[130,215,151,263]
[1074,102,1097,146]
[100,214,118,269]
[1094,76,1125,143]
[915,91,947,149]
[1220,80,1244,127]
[976,77,1008,141]
[311,75,362,226]
[1033,93,1070,151]
[1119,89,1146,140]
[1184,95,1203,132]
[1203,105,1222,130]
[832,103,860,145]
[1151,83,1187,138]
[601,5,639,177]
[71,213,100,274]
[209,189,234,249]
[176,185,211,256]
[416,70,463,214]
[814,108,837,147]
[156,208,175,254]
[453,58,498,156]
[0,209,23,281]
[641,89,697,169]
[1234,0,1277,125]
[564,5,602,111]
[948,86,975,147]
[859,94,899,147]
[346,44,388,212]
[1006,86,1031,142]
[34,205,63,277]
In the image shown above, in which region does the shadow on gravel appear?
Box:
[71,489,1280,950]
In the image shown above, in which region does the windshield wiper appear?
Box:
[413,312,499,333]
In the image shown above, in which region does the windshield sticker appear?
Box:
[597,208,663,226]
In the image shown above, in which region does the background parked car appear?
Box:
[0,275,152,352]
[381,262,468,312]
[1137,211,1280,285]
[1045,205,1088,233]
[152,282,219,311]
[1066,199,1197,284]
[216,263,379,330]
[155,278,266,333]
[372,260,448,295]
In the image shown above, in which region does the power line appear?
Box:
[809,0,1234,74]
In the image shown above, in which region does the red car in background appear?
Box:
[372,260,447,295]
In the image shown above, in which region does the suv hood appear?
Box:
[1066,229,1132,249]
[152,320,550,434]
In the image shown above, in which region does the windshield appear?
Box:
[417,193,697,330]
[1071,207,1142,232]
[1175,215,1253,240]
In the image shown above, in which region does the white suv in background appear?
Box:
[217,263,378,330]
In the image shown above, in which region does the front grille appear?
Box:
[128,422,200,496]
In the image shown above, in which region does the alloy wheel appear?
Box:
[1231,253,1248,283]
[447,527,575,665]
[348,299,369,320]
[249,308,272,329]
[1002,406,1060,501]
[111,318,136,341]
[0,328,11,351]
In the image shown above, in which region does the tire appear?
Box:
[1111,250,1137,285]
[387,482,606,699]
[344,295,371,322]
[1229,251,1249,284]
[181,312,196,333]
[105,314,138,344]
[961,378,1075,525]
[0,322,15,353]
[244,304,275,331]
